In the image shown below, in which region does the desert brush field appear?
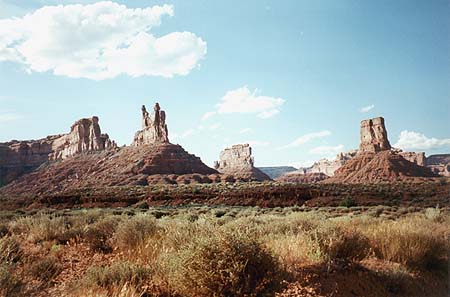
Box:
[0,205,448,297]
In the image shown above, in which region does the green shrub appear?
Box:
[162,231,283,297]
[339,196,357,208]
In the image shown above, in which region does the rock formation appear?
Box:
[394,150,425,167]
[214,144,271,181]
[359,117,391,153]
[133,103,169,145]
[51,117,116,160]
[0,117,116,186]
[323,117,437,183]
[0,103,219,193]
[426,154,450,177]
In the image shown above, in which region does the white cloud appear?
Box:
[0,1,206,80]
[394,130,450,150]
[360,104,375,113]
[239,128,252,134]
[201,111,216,121]
[204,86,285,120]
[309,144,344,156]
[279,130,331,149]
[0,112,22,123]
[208,123,220,131]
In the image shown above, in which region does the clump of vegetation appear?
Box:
[161,230,283,297]
[304,224,370,266]
[84,216,120,253]
[30,256,62,281]
[0,265,22,296]
[339,196,357,208]
[365,218,448,270]
[113,214,158,251]
[78,261,152,293]
[0,236,22,264]
[8,214,67,243]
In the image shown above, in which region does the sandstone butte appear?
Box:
[0,103,225,197]
[0,105,447,195]
[0,116,116,186]
[214,143,272,181]
[277,116,447,183]
[323,117,437,183]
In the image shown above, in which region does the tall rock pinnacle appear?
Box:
[133,103,169,145]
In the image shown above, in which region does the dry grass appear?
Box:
[362,217,448,270]
[1,206,448,296]
[160,230,282,297]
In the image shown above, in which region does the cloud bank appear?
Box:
[394,130,450,150]
[0,1,206,80]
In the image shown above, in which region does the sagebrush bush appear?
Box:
[0,236,22,264]
[78,261,151,291]
[365,219,448,270]
[113,215,158,251]
[0,264,22,296]
[9,214,67,243]
[84,216,120,252]
[30,256,62,281]
[161,230,283,297]
[304,224,370,266]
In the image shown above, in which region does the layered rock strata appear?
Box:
[323,117,437,183]
[359,117,391,153]
[426,154,450,177]
[214,144,271,181]
[0,117,115,186]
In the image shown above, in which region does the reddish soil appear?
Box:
[1,179,449,210]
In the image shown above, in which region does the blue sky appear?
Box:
[0,0,449,167]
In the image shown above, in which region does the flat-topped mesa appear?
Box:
[51,116,116,160]
[359,117,391,153]
[133,103,169,146]
[215,144,254,171]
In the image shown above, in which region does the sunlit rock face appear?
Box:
[133,103,169,146]
[359,117,391,153]
[0,116,115,186]
[214,144,271,181]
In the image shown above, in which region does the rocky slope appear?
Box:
[0,103,223,196]
[0,117,115,186]
[214,144,271,181]
[0,143,221,197]
[323,117,437,183]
